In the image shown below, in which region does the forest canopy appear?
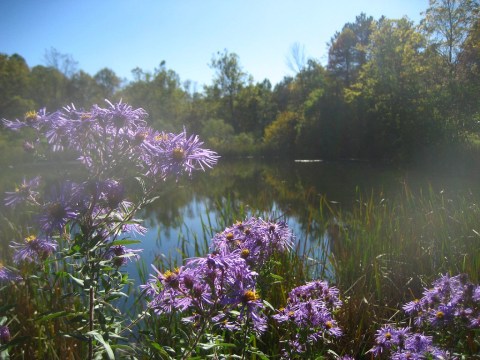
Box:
[1,0,479,163]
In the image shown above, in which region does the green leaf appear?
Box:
[111,239,142,246]
[262,299,275,311]
[67,273,84,287]
[87,331,115,360]
[36,310,68,322]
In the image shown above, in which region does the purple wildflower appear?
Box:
[105,245,141,267]
[11,235,57,264]
[100,179,127,209]
[211,217,294,269]
[404,333,433,353]
[0,262,21,282]
[4,176,41,207]
[144,129,218,179]
[369,325,397,356]
[0,325,10,343]
[473,285,480,302]
[143,250,266,334]
[2,108,52,131]
[370,325,458,359]
[273,280,343,357]
[38,182,78,234]
[404,273,479,329]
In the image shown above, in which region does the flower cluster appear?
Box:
[370,273,480,359]
[369,325,454,359]
[211,217,294,269]
[3,101,218,180]
[403,273,480,329]
[3,101,218,267]
[142,249,267,335]
[142,216,297,337]
[272,280,343,358]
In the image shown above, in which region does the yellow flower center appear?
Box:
[172,148,185,161]
[436,311,444,319]
[25,235,37,242]
[25,110,38,122]
[243,290,258,302]
[226,232,234,241]
[155,133,169,142]
[241,249,250,258]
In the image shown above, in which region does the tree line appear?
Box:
[1,0,479,163]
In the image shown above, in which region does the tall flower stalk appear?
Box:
[2,101,218,359]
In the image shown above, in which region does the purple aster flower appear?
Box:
[404,273,480,329]
[403,298,423,315]
[211,217,294,269]
[121,223,147,237]
[473,285,480,302]
[369,325,397,356]
[11,235,58,264]
[2,108,52,131]
[144,128,218,179]
[273,279,343,357]
[0,262,21,282]
[105,245,142,267]
[404,333,432,353]
[96,99,148,130]
[38,182,78,234]
[4,176,41,207]
[0,325,10,343]
[143,250,265,335]
[101,179,126,209]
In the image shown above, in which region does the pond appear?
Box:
[2,156,480,284]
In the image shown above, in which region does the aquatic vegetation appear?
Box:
[0,101,479,359]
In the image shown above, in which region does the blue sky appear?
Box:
[0,0,427,87]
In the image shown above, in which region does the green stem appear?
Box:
[88,285,94,360]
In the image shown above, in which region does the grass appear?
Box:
[128,184,480,358]
[2,178,479,358]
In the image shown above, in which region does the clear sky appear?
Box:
[0,0,428,87]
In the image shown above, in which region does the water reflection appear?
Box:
[2,157,480,280]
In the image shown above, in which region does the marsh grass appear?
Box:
[2,180,479,358]
[150,184,479,357]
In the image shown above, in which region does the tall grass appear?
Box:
[168,184,480,357]
[2,182,479,358]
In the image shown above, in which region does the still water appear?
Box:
[2,157,480,280]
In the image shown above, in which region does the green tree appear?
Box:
[119,62,188,131]
[421,0,480,74]
[263,111,300,155]
[327,13,374,89]
[0,53,34,118]
[208,50,249,131]
[67,70,103,108]
[235,79,276,137]
[94,68,121,100]
[456,16,480,129]
[347,17,447,162]
[28,65,68,110]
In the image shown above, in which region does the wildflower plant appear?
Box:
[141,217,295,358]
[1,101,218,359]
[272,280,344,359]
[370,273,480,359]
